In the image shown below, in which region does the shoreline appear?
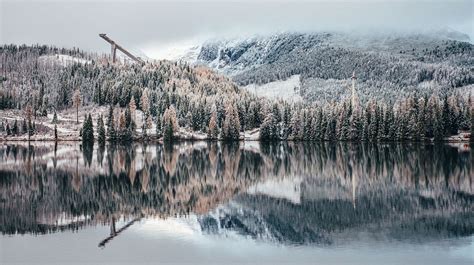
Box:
[0,137,471,144]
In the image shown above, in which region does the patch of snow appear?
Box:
[175,129,208,140]
[243,75,303,102]
[39,54,91,66]
[244,128,260,141]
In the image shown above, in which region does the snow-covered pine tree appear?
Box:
[97,115,106,146]
[140,89,150,138]
[222,103,241,140]
[289,110,302,140]
[81,114,94,145]
[260,113,278,141]
[416,97,427,141]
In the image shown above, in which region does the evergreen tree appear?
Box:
[350,108,363,141]
[106,104,114,128]
[106,105,116,141]
[155,115,162,138]
[289,111,302,140]
[447,95,460,135]
[108,119,117,142]
[54,124,58,141]
[6,122,11,136]
[97,115,106,146]
[140,89,150,138]
[52,111,58,124]
[28,119,34,140]
[82,114,94,144]
[247,101,262,130]
[339,105,351,141]
[272,103,282,124]
[302,109,312,140]
[441,96,451,136]
[308,112,318,141]
[362,109,370,141]
[12,120,18,135]
[416,98,426,141]
[325,116,337,141]
[22,119,27,135]
[367,104,378,141]
[314,110,323,140]
[163,116,173,142]
[222,103,241,140]
[282,104,292,138]
[470,103,474,143]
[433,108,444,142]
[260,113,278,141]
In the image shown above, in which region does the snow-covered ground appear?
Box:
[243,128,260,141]
[243,75,303,102]
[0,105,109,141]
[39,54,91,66]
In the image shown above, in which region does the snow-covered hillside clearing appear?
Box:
[38,54,91,66]
[243,75,302,102]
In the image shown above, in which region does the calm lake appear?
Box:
[0,142,473,264]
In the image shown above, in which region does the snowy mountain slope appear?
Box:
[180,30,474,103]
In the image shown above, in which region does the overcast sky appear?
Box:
[1,0,473,59]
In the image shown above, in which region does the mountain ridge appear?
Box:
[177,30,474,103]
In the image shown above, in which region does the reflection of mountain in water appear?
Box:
[200,190,473,245]
[198,143,473,245]
[0,142,472,245]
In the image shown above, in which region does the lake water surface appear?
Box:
[0,142,473,264]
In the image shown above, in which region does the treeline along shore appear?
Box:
[0,45,473,144]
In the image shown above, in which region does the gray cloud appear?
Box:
[1,0,473,57]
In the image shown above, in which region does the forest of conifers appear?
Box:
[0,45,473,142]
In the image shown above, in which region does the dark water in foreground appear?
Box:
[0,142,473,264]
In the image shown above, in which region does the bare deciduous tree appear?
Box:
[72,89,82,124]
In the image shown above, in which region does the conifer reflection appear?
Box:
[0,142,471,242]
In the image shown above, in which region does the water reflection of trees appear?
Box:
[205,143,473,245]
[260,142,472,194]
[0,142,471,237]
